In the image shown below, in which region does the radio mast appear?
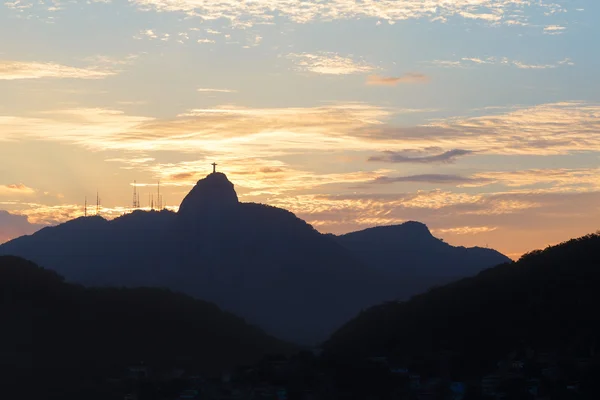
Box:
[132,180,139,210]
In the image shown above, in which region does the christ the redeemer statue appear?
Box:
[212,162,217,173]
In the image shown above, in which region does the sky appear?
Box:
[1,0,599,258]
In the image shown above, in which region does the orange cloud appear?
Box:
[288,52,375,75]
[0,183,35,195]
[0,60,117,80]
[366,73,430,86]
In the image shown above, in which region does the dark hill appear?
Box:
[324,232,600,377]
[0,255,293,398]
[0,172,509,345]
[334,222,511,297]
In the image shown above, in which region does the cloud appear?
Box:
[0,103,396,155]
[0,210,44,244]
[544,25,566,35]
[259,167,285,173]
[352,102,600,156]
[433,226,498,235]
[197,88,238,93]
[170,172,198,181]
[4,202,132,226]
[3,101,600,165]
[0,60,117,80]
[287,52,375,75]
[368,149,472,163]
[366,73,430,86]
[370,174,483,185]
[126,0,563,27]
[431,56,574,70]
[466,168,600,192]
[145,158,388,196]
[0,183,35,195]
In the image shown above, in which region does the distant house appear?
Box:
[128,364,150,380]
[416,378,442,400]
[178,389,199,400]
[481,373,504,398]
[368,356,388,364]
[310,347,323,357]
[276,388,287,400]
[161,368,186,381]
[566,382,580,393]
[221,372,231,383]
[449,382,466,400]
[527,379,540,397]
[409,374,421,391]
[390,367,409,375]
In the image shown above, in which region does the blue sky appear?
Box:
[1,0,600,258]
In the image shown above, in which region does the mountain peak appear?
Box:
[178,172,239,217]
[338,221,434,243]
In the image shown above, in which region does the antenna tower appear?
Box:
[157,180,163,211]
[84,196,87,217]
[132,180,139,210]
[96,192,100,216]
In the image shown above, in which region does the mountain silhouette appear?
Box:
[0,172,508,344]
[0,255,293,398]
[334,221,510,297]
[324,232,600,377]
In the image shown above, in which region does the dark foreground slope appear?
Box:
[335,222,510,298]
[325,232,600,375]
[0,255,293,393]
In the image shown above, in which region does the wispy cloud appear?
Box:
[288,52,375,75]
[0,60,117,80]
[419,102,600,155]
[368,149,472,164]
[433,226,498,235]
[0,104,395,160]
[370,174,483,185]
[431,56,575,70]
[0,183,35,195]
[3,102,600,159]
[126,0,563,27]
[197,88,238,93]
[544,25,566,35]
[355,102,600,156]
[366,73,430,86]
[466,168,600,192]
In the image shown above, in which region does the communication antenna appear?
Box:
[157,180,161,211]
[84,196,87,217]
[96,191,100,216]
[133,180,139,210]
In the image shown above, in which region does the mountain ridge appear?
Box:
[0,172,509,344]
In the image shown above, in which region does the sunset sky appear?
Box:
[1,0,599,258]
